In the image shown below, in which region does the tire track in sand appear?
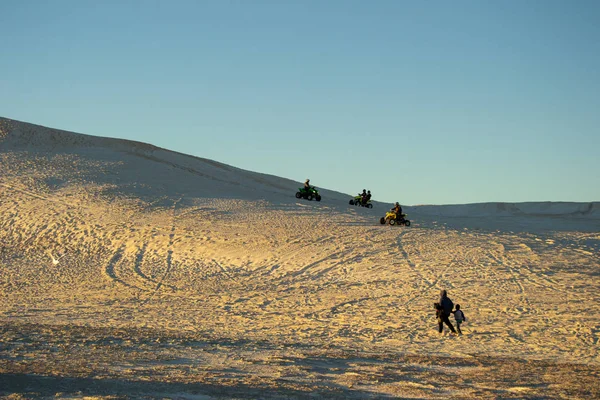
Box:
[132,242,178,291]
[142,198,182,303]
[104,244,146,292]
[394,230,457,307]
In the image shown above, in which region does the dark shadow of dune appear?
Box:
[0,373,370,400]
[2,322,600,399]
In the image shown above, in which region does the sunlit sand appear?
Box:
[1,117,599,398]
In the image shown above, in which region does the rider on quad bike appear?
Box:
[349,189,373,208]
[360,189,369,205]
[296,179,322,201]
[380,202,410,226]
[364,190,372,205]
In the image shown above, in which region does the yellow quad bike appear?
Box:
[380,212,411,226]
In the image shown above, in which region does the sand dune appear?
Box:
[416,201,600,218]
[1,117,599,399]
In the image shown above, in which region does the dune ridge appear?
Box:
[2,116,597,216]
[415,201,600,218]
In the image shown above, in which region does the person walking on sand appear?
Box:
[453,304,466,335]
[438,289,457,334]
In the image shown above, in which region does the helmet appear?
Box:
[367,190,371,194]
[395,202,399,206]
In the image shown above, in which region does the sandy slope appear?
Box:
[1,117,600,399]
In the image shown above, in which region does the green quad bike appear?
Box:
[349,195,373,208]
[296,186,322,201]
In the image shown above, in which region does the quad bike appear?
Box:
[295,186,322,201]
[349,195,373,208]
[379,212,411,226]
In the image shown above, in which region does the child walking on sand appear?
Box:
[453,304,466,334]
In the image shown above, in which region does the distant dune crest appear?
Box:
[415,202,600,219]
[1,116,597,219]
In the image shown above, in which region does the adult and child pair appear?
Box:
[434,289,466,335]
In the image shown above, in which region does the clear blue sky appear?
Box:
[1,0,599,205]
